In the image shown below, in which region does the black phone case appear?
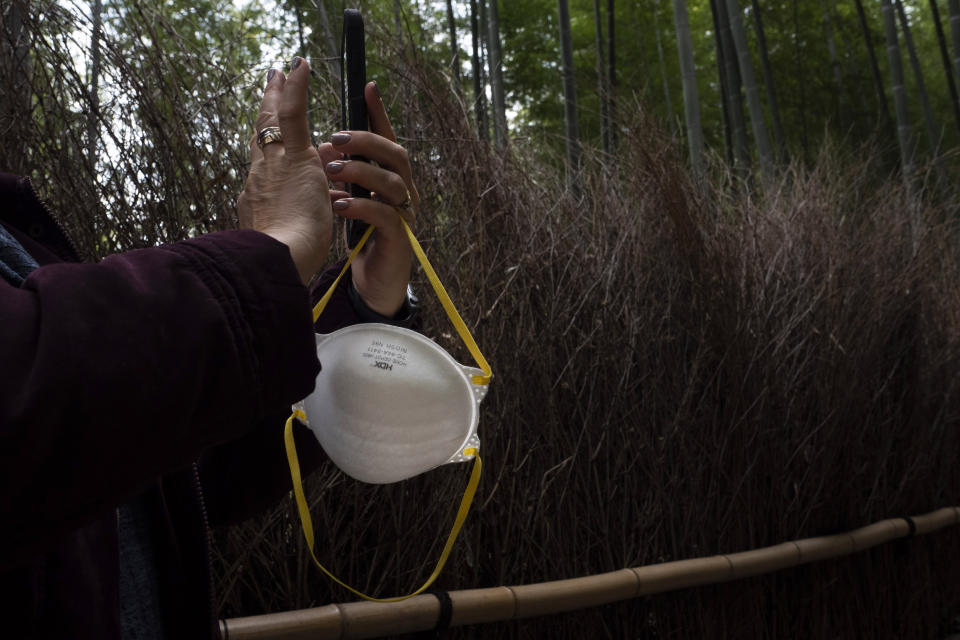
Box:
[342,9,370,249]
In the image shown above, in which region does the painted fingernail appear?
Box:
[325,161,344,174]
[267,68,276,83]
[333,199,351,210]
[291,56,302,70]
[331,132,351,145]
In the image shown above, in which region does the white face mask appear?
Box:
[296,322,488,484]
[283,220,492,603]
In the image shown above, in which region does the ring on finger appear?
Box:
[394,189,412,211]
[257,126,283,148]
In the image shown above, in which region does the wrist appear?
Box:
[264,228,328,285]
[357,289,407,317]
[347,275,418,327]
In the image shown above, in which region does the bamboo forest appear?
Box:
[2,0,960,638]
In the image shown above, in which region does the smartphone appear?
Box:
[342,8,370,249]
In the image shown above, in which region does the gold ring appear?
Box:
[257,126,283,148]
[395,189,412,211]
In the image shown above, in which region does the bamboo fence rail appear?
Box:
[220,506,960,640]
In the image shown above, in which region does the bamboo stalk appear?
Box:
[652,0,676,134]
[594,0,610,156]
[511,568,639,618]
[929,0,960,134]
[557,0,581,193]
[750,0,786,162]
[469,0,488,142]
[894,0,941,157]
[853,0,893,128]
[725,541,800,579]
[634,555,731,594]
[820,0,845,122]
[607,0,617,154]
[724,0,775,180]
[710,0,734,165]
[882,0,914,181]
[449,587,515,626]
[221,507,960,639]
[952,0,960,105]
[486,0,507,148]
[445,0,461,93]
[714,0,750,170]
[672,0,705,178]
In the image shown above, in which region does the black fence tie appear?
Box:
[412,589,453,638]
[903,516,917,537]
[433,588,453,632]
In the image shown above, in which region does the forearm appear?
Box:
[199,257,364,525]
[0,230,318,565]
[199,257,420,527]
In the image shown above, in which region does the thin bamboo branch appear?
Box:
[222,507,960,640]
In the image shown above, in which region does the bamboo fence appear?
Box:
[220,506,960,639]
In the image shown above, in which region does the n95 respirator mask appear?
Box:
[283,219,492,603]
[297,323,487,484]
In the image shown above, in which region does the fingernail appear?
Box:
[333,199,351,210]
[291,56,302,70]
[331,132,351,145]
[372,81,381,99]
[325,161,344,174]
[267,68,276,83]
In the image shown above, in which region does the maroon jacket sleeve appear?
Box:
[0,230,319,563]
[189,258,418,527]
[197,258,363,527]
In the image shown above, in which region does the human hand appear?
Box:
[317,81,420,317]
[237,57,332,285]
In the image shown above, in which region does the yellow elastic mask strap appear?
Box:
[311,217,492,386]
[312,224,375,324]
[399,217,492,386]
[284,410,483,602]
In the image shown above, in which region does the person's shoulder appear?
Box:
[0,172,29,207]
[0,173,80,262]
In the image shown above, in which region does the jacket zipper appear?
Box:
[192,462,219,639]
[22,177,82,262]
